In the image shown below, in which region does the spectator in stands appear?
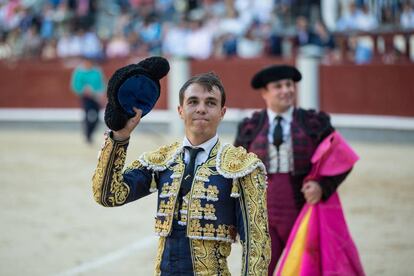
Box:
[0,32,12,60]
[162,18,189,58]
[41,38,58,60]
[80,27,103,59]
[400,2,414,29]
[138,13,162,55]
[186,17,213,59]
[6,28,24,58]
[106,33,130,58]
[53,1,73,37]
[312,20,335,50]
[40,3,55,41]
[293,16,317,47]
[237,24,265,58]
[354,4,378,31]
[70,55,106,144]
[56,30,82,57]
[22,25,43,58]
[336,2,362,31]
[348,35,373,64]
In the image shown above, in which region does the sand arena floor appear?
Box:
[0,127,413,276]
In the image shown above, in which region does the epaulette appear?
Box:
[234,109,267,149]
[216,144,266,179]
[138,141,182,171]
[296,108,333,141]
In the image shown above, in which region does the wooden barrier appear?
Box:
[0,58,168,109]
[0,57,413,117]
[319,63,414,117]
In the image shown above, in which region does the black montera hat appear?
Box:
[104,56,170,131]
[251,64,302,89]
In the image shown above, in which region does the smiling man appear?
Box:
[93,72,270,275]
[234,65,353,275]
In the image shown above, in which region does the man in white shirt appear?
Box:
[235,64,352,275]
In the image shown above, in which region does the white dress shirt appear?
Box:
[182,134,219,166]
[266,107,294,173]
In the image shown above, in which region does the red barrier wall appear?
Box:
[0,58,413,117]
[319,64,414,117]
[0,58,168,109]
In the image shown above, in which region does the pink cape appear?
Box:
[274,131,365,276]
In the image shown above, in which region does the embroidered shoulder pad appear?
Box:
[139,142,182,171]
[216,143,266,179]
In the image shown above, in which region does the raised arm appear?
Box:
[92,108,154,207]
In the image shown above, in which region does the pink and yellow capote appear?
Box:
[274,131,365,276]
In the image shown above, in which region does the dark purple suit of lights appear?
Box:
[235,108,351,275]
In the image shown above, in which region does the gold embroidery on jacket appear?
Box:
[92,138,130,207]
[92,138,113,203]
[190,239,231,275]
[154,237,166,275]
[154,157,184,236]
[203,204,217,220]
[206,185,219,201]
[141,142,181,168]
[238,168,271,275]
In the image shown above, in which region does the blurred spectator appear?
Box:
[220,33,238,57]
[354,4,378,31]
[312,20,335,50]
[380,6,397,30]
[155,0,175,21]
[41,38,58,59]
[40,3,55,40]
[162,19,189,57]
[186,18,213,59]
[336,2,362,31]
[106,33,130,58]
[22,25,43,58]
[237,24,264,58]
[2,1,24,32]
[70,55,105,144]
[73,0,97,29]
[234,0,275,28]
[0,0,411,62]
[6,28,24,58]
[294,16,317,47]
[57,30,82,57]
[53,1,73,37]
[19,7,39,33]
[138,13,162,55]
[400,2,414,29]
[80,28,103,58]
[348,35,373,64]
[0,32,12,60]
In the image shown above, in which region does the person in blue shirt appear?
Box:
[71,55,106,143]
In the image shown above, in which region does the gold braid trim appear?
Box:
[92,136,130,207]
[238,168,271,275]
[190,239,231,276]
[216,144,267,180]
[154,237,166,276]
[139,142,181,171]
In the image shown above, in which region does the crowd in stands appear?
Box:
[0,0,413,63]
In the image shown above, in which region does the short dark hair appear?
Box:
[179,72,226,107]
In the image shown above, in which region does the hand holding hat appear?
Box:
[104,56,170,131]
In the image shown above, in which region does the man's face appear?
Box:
[178,83,226,144]
[261,79,296,113]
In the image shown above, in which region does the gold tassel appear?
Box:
[150,173,157,192]
[230,180,240,198]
